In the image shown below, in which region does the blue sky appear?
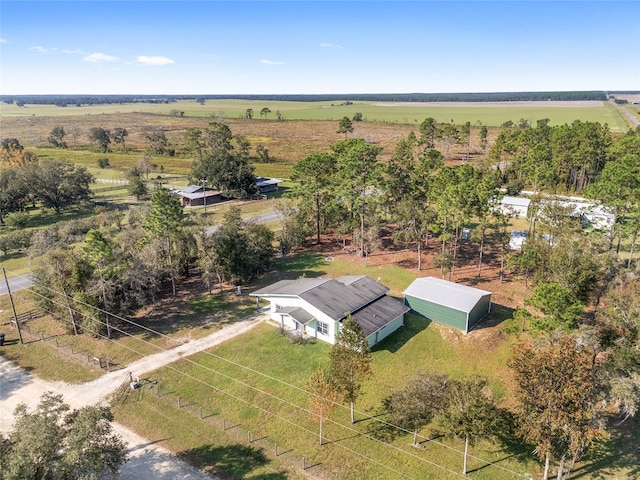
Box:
[1,1,638,95]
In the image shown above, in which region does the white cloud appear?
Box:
[83,52,118,62]
[320,42,342,49]
[260,59,285,65]
[136,55,175,66]
[0,38,7,44]
[30,46,57,54]
[62,48,87,55]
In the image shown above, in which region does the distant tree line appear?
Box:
[4,90,632,106]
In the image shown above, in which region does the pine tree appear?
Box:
[142,188,184,296]
[329,314,372,423]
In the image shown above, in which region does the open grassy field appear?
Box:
[0,99,629,131]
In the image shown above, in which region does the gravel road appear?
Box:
[0,313,265,479]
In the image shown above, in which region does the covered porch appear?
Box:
[275,306,317,334]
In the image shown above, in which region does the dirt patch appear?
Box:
[303,231,527,312]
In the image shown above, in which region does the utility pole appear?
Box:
[2,267,24,345]
[200,178,207,214]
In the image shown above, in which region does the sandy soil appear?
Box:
[0,313,265,480]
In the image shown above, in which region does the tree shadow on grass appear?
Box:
[117,278,257,340]
[271,252,328,280]
[190,293,230,314]
[570,415,640,479]
[469,302,515,332]
[180,443,286,479]
[372,313,431,354]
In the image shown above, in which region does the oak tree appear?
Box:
[509,336,606,480]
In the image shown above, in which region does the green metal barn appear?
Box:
[403,277,492,333]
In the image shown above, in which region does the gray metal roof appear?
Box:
[251,278,331,297]
[352,296,410,337]
[336,275,366,286]
[177,190,222,200]
[403,277,491,313]
[299,277,388,321]
[276,306,316,325]
[255,177,283,187]
[251,275,390,321]
[182,185,204,194]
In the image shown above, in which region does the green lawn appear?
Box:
[111,252,637,480]
[111,253,530,479]
[114,320,528,480]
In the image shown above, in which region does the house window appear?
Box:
[317,321,329,336]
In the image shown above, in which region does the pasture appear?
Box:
[0,98,630,131]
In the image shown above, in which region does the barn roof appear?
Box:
[404,277,491,314]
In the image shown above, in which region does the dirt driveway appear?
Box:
[0,313,265,480]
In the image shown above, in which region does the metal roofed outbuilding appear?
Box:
[403,277,492,333]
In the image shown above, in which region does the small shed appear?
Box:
[403,277,491,333]
[255,177,283,193]
[172,185,223,207]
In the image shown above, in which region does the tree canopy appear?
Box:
[0,392,127,480]
[27,158,94,214]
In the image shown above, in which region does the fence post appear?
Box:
[223,419,227,430]
[303,457,306,470]
[275,444,278,456]
[247,431,251,443]
[200,407,203,419]
[178,396,181,408]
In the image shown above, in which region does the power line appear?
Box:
[14,291,429,479]
[19,284,466,478]
[9,268,528,478]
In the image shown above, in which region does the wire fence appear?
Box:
[121,378,339,479]
[13,314,122,373]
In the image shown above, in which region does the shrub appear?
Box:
[0,230,33,256]
[3,211,30,230]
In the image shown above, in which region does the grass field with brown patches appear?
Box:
[0,99,629,131]
[0,112,496,177]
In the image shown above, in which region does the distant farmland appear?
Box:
[0,99,630,132]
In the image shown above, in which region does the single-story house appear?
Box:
[496,196,531,219]
[403,277,492,334]
[172,185,223,207]
[250,275,409,347]
[255,177,283,194]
